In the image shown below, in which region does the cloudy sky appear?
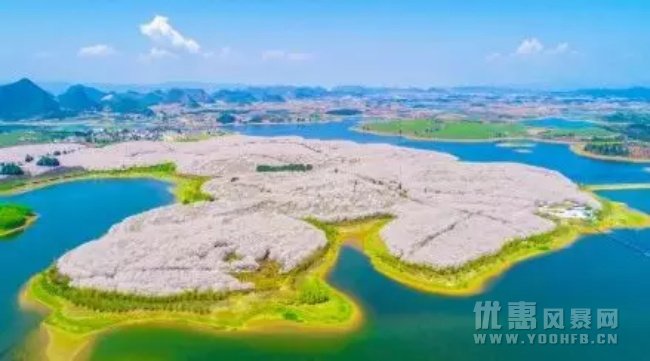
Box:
[1,0,649,88]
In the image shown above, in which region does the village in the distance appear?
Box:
[0,78,649,164]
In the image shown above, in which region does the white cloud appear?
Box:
[78,44,116,57]
[261,50,313,62]
[487,38,573,63]
[515,38,544,56]
[138,47,176,62]
[140,15,200,54]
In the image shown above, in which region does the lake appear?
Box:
[89,188,650,361]
[0,179,174,358]
[222,120,649,184]
[3,120,650,360]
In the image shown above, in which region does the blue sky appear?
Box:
[1,0,649,88]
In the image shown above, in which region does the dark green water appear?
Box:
[0,179,174,358]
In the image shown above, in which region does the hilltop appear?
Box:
[0,78,61,120]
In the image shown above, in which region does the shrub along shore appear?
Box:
[15,161,650,361]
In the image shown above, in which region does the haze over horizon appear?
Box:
[2,0,650,89]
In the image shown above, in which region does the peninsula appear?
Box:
[0,204,36,238]
[9,135,647,359]
[357,118,650,163]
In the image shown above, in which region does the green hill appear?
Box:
[101,92,155,116]
[0,78,61,120]
[58,85,106,112]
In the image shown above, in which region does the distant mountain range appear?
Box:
[0,79,163,120]
[57,84,106,112]
[0,79,61,120]
[2,78,650,122]
[0,78,343,121]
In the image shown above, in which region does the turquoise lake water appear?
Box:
[1,120,648,360]
[223,120,649,184]
[88,190,650,361]
[0,179,174,358]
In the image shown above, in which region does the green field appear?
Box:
[0,129,74,147]
[361,119,528,140]
[0,203,34,237]
[539,127,618,139]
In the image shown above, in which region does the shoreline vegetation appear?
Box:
[570,143,650,164]
[14,161,650,360]
[0,163,214,204]
[354,197,650,296]
[0,204,37,238]
[20,216,364,361]
[21,199,650,360]
[355,119,650,163]
[358,118,529,141]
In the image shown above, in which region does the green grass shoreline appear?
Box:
[355,197,650,295]
[20,216,363,361]
[0,163,214,204]
[356,119,649,164]
[358,119,529,141]
[14,162,650,360]
[0,204,37,238]
[570,143,650,164]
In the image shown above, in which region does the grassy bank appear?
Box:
[0,203,36,238]
[358,119,650,165]
[18,163,650,360]
[570,144,650,164]
[0,163,213,204]
[352,198,650,296]
[21,216,361,361]
[360,119,529,141]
